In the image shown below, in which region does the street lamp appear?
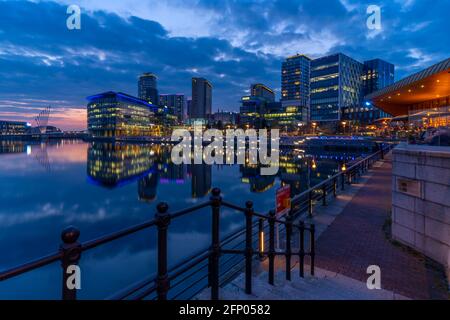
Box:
[341,121,347,135]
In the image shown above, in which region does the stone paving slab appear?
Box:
[312,154,448,300]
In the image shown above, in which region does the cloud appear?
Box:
[0,0,448,129]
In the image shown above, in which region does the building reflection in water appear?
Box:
[86,142,365,201]
[86,142,212,201]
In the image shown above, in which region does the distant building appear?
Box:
[190,78,212,121]
[263,102,305,129]
[86,91,158,138]
[240,95,269,128]
[251,83,275,102]
[212,110,239,126]
[310,53,363,124]
[343,59,395,124]
[186,98,192,121]
[281,54,311,122]
[159,94,185,122]
[0,120,30,135]
[363,59,395,95]
[138,73,159,105]
[240,83,276,128]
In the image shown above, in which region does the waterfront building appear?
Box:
[251,83,275,102]
[0,120,30,135]
[310,53,363,126]
[186,99,192,120]
[240,95,269,128]
[343,59,395,124]
[159,94,185,122]
[190,78,212,121]
[138,72,159,105]
[240,83,277,128]
[212,110,239,126]
[86,91,158,138]
[281,54,311,123]
[263,103,305,130]
[366,57,450,126]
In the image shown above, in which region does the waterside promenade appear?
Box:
[199,151,449,300]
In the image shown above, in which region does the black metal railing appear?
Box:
[290,143,395,217]
[0,143,395,300]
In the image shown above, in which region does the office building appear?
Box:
[190,78,212,121]
[138,73,158,105]
[343,59,395,123]
[251,83,275,102]
[363,59,395,95]
[212,110,239,126]
[86,91,158,138]
[159,94,185,122]
[281,54,311,122]
[0,120,30,135]
[310,53,363,124]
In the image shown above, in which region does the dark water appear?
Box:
[0,139,366,299]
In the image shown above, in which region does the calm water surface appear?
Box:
[0,139,366,299]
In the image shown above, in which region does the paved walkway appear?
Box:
[313,153,448,299]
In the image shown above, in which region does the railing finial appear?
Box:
[245,200,253,209]
[157,202,169,214]
[61,226,80,244]
[211,187,221,197]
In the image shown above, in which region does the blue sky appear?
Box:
[0,0,448,130]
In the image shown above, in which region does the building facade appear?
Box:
[159,94,185,122]
[343,59,395,124]
[190,78,212,121]
[86,91,157,138]
[251,83,275,102]
[281,54,311,122]
[138,73,159,105]
[310,53,363,124]
[0,120,30,135]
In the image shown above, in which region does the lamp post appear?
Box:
[341,121,347,135]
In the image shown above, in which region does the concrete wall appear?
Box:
[392,143,450,280]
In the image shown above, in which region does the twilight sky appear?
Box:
[0,0,449,130]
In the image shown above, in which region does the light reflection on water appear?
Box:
[0,139,366,299]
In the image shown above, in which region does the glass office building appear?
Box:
[251,83,275,102]
[310,53,363,122]
[159,94,185,122]
[281,54,311,122]
[138,73,159,105]
[87,91,157,138]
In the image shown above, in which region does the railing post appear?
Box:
[209,188,222,300]
[285,212,293,281]
[308,191,313,217]
[60,226,81,300]
[322,184,327,206]
[380,145,384,160]
[341,173,345,190]
[299,221,305,278]
[268,210,276,285]
[155,202,171,300]
[244,200,254,294]
[258,218,265,260]
[310,224,315,276]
